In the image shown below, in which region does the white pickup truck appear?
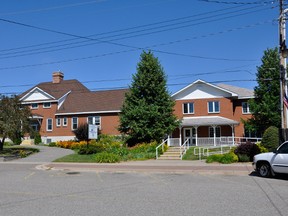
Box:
[253,141,288,177]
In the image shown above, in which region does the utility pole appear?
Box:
[279,0,288,141]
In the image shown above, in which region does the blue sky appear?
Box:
[0,0,280,95]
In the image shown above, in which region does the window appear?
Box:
[43,102,51,108]
[242,102,250,114]
[208,101,220,113]
[88,116,101,129]
[47,118,53,131]
[56,118,61,127]
[63,117,67,126]
[183,103,194,114]
[72,117,78,130]
[278,143,288,154]
[209,126,221,137]
[31,103,38,109]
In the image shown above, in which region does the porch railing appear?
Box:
[168,136,261,147]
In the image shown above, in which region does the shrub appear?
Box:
[256,142,268,153]
[234,142,260,161]
[48,142,57,147]
[94,152,120,163]
[78,144,104,155]
[261,126,279,152]
[220,153,238,164]
[73,123,89,141]
[206,154,223,163]
[237,154,250,162]
[34,132,42,144]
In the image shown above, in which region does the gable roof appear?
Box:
[172,79,253,100]
[20,79,90,101]
[56,88,128,115]
[19,74,128,115]
[217,83,254,99]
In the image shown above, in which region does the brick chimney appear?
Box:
[52,72,64,83]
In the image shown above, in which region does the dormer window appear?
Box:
[31,103,38,109]
[43,102,51,108]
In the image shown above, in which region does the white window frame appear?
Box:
[56,118,61,127]
[87,116,101,129]
[183,102,194,114]
[43,102,51,108]
[242,102,250,114]
[63,117,67,126]
[47,118,53,131]
[208,101,220,113]
[72,117,78,130]
[31,103,38,109]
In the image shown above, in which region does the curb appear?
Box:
[39,162,254,176]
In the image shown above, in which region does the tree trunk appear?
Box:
[0,137,6,151]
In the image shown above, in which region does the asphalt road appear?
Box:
[0,162,288,216]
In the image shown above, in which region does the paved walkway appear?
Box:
[3,145,255,175]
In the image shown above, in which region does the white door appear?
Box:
[271,142,288,174]
[184,128,196,146]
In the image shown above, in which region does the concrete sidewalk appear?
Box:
[2,145,255,176]
[39,159,255,176]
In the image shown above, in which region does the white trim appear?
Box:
[55,110,120,116]
[46,118,53,131]
[58,91,71,109]
[56,117,61,127]
[242,102,251,114]
[22,100,57,104]
[20,86,56,101]
[71,117,78,130]
[43,102,51,108]
[63,117,68,126]
[207,101,220,113]
[172,79,238,98]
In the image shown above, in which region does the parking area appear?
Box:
[0,163,288,216]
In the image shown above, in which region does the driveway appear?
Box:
[7,145,74,163]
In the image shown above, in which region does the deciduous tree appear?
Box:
[0,95,31,150]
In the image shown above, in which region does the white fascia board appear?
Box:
[21,99,58,104]
[20,87,56,101]
[55,110,121,116]
[57,91,71,109]
[172,79,238,98]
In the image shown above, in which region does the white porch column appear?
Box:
[179,126,182,147]
[212,125,217,146]
[168,135,171,147]
[194,126,198,146]
[230,125,235,145]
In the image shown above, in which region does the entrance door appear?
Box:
[184,128,196,146]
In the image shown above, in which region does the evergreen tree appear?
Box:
[119,51,179,146]
[245,48,280,135]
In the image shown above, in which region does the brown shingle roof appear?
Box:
[56,88,128,114]
[20,79,90,100]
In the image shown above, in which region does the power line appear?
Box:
[0,3,273,60]
[0,5,274,64]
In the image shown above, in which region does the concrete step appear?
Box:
[158,156,181,160]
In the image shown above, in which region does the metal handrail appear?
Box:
[156,139,168,159]
[180,138,190,160]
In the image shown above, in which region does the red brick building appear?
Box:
[20,72,127,144]
[20,73,254,146]
[171,79,254,146]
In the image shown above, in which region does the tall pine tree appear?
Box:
[119,51,179,146]
[245,48,280,136]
